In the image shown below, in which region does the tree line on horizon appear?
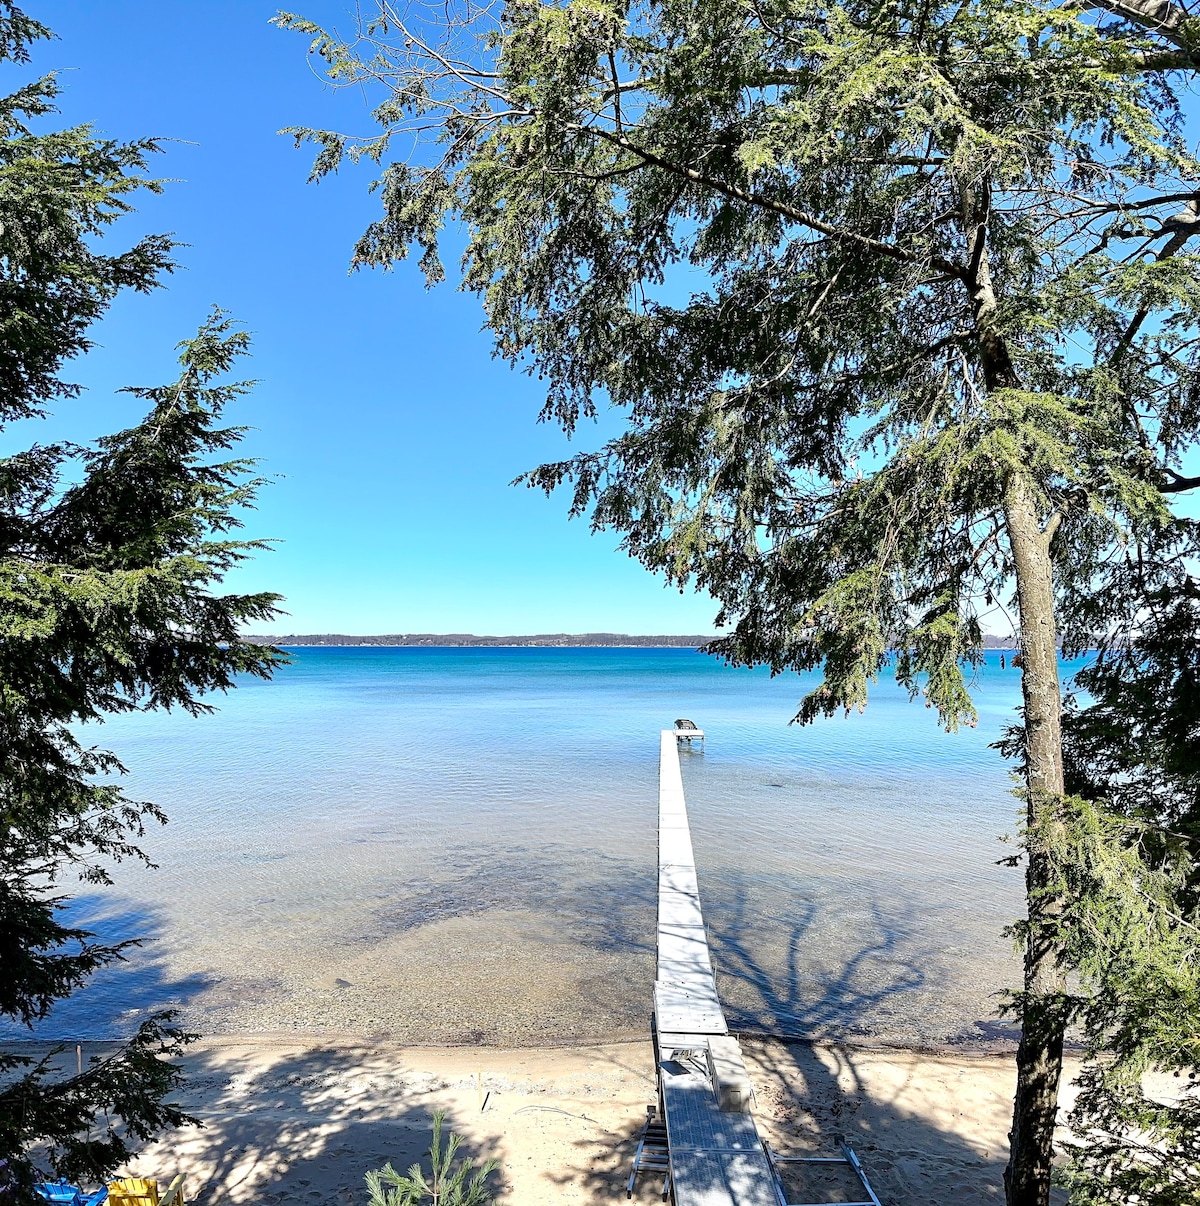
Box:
[0,2,1198,1205]
[241,631,1031,648]
[241,631,721,646]
[246,631,1032,651]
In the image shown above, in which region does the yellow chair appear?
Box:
[107,1175,184,1206]
[106,1181,156,1206]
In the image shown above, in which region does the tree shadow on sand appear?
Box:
[116,1043,507,1206]
[547,884,1036,1206]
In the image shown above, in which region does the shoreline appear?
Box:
[239,635,1026,649]
[25,1034,1053,1205]
[4,1027,1025,1059]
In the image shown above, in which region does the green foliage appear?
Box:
[1051,522,1200,1205]
[0,7,172,425]
[0,5,282,1199]
[992,508,1200,1203]
[278,1,1200,1200]
[1021,796,1200,1204]
[0,312,283,1198]
[276,0,1199,728]
[0,1019,199,1191]
[1062,521,1200,840]
[365,1112,498,1206]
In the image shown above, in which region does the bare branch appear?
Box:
[1078,0,1197,47]
[1111,198,1200,362]
[1159,468,1200,493]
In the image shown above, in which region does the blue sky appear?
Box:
[14,4,1197,638]
[16,1,720,636]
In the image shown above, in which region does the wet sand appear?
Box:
[77,1036,1080,1205]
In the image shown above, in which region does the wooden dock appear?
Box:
[654,730,778,1206]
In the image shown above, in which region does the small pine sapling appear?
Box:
[365,1111,498,1206]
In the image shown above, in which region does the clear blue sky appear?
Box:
[17,1,721,635]
[16,4,1196,639]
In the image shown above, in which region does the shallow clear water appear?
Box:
[13,647,1062,1048]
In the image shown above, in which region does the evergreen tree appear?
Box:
[1048,516,1200,1203]
[0,6,281,1198]
[366,1111,498,1206]
[277,3,1200,1201]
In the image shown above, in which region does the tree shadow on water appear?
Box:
[548,884,1028,1206]
[0,896,214,1044]
[704,878,929,1041]
[711,879,1025,1202]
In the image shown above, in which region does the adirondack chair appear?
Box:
[34,1180,107,1206]
[106,1175,184,1206]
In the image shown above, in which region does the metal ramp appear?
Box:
[764,1142,883,1206]
[627,1106,670,1199]
[650,730,880,1206]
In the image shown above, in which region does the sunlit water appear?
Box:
[11,647,1067,1049]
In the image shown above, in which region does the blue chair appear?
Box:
[34,1183,81,1206]
[34,1182,107,1206]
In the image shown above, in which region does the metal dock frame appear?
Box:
[627,1105,671,1200]
[763,1140,883,1206]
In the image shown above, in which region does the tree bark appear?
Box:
[1002,472,1068,1206]
[1085,0,1194,43]
[960,170,1069,1204]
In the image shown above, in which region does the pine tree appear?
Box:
[0,6,282,1198]
[275,2,1200,1201]
[366,1111,498,1206]
[1051,517,1199,1203]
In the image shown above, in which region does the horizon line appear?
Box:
[241,631,1023,649]
[243,632,720,647]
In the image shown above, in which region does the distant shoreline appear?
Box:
[242,632,1023,649]
[243,632,720,648]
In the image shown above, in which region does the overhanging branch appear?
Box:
[1082,0,1197,46]
[1160,468,1200,493]
[581,125,968,280]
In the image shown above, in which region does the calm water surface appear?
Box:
[17,647,1064,1048]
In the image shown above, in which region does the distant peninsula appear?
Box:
[243,632,1022,649]
[243,632,719,648]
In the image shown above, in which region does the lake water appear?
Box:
[15,647,1056,1049]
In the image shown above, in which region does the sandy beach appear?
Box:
[63,1035,1076,1206]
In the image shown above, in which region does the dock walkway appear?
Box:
[654,730,778,1206]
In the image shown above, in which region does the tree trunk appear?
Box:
[1002,471,1068,1206]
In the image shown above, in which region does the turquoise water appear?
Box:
[18,647,1058,1048]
